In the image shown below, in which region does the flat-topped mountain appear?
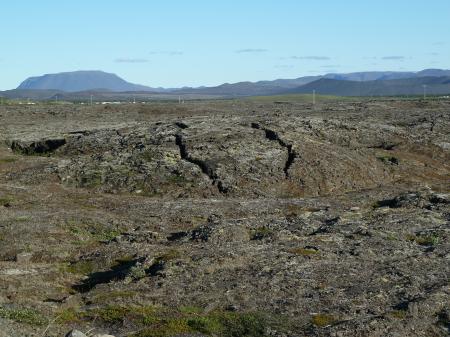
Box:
[17,70,155,92]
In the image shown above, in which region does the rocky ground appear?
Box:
[0,99,449,337]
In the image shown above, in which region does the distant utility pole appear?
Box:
[55,95,58,103]
[90,95,93,105]
[179,96,181,104]
[422,85,427,100]
[133,96,136,104]
[313,90,316,105]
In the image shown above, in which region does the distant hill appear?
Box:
[174,69,450,96]
[4,68,450,99]
[17,70,156,92]
[173,81,289,96]
[289,76,450,96]
[322,69,450,82]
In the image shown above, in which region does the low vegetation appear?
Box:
[406,234,440,246]
[250,227,274,240]
[311,313,338,327]
[57,305,287,337]
[289,247,319,256]
[0,196,13,207]
[0,306,47,326]
[0,157,17,164]
[376,155,399,165]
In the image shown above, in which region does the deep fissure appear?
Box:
[251,122,297,178]
[175,133,227,193]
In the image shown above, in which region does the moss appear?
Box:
[377,155,399,165]
[135,319,192,337]
[140,149,158,162]
[219,312,268,337]
[56,308,81,323]
[129,265,147,280]
[389,310,407,319]
[0,306,47,326]
[65,260,96,275]
[112,255,136,266]
[91,290,136,304]
[14,216,30,222]
[135,311,270,337]
[60,304,285,337]
[289,248,319,256]
[0,196,13,207]
[156,249,181,263]
[179,306,203,314]
[91,305,133,323]
[311,314,337,327]
[167,174,189,186]
[67,220,123,243]
[83,305,152,323]
[79,170,103,188]
[250,227,274,240]
[187,316,222,334]
[385,233,398,241]
[0,157,17,164]
[406,234,439,246]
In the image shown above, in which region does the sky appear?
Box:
[1,0,449,90]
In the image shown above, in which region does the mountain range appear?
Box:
[2,69,450,100]
[289,76,450,96]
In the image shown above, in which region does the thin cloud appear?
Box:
[291,56,331,60]
[321,65,340,68]
[275,65,294,69]
[381,56,406,60]
[115,58,148,63]
[235,48,268,53]
[149,51,184,56]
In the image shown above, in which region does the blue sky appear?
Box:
[1,0,449,90]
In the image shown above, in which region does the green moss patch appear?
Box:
[0,157,17,164]
[406,234,439,246]
[0,196,14,207]
[311,313,337,327]
[57,305,289,337]
[0,306,47,326]
[289,247,319,256]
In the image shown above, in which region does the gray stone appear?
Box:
[65,330,87,337]
[15,252,33,264]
